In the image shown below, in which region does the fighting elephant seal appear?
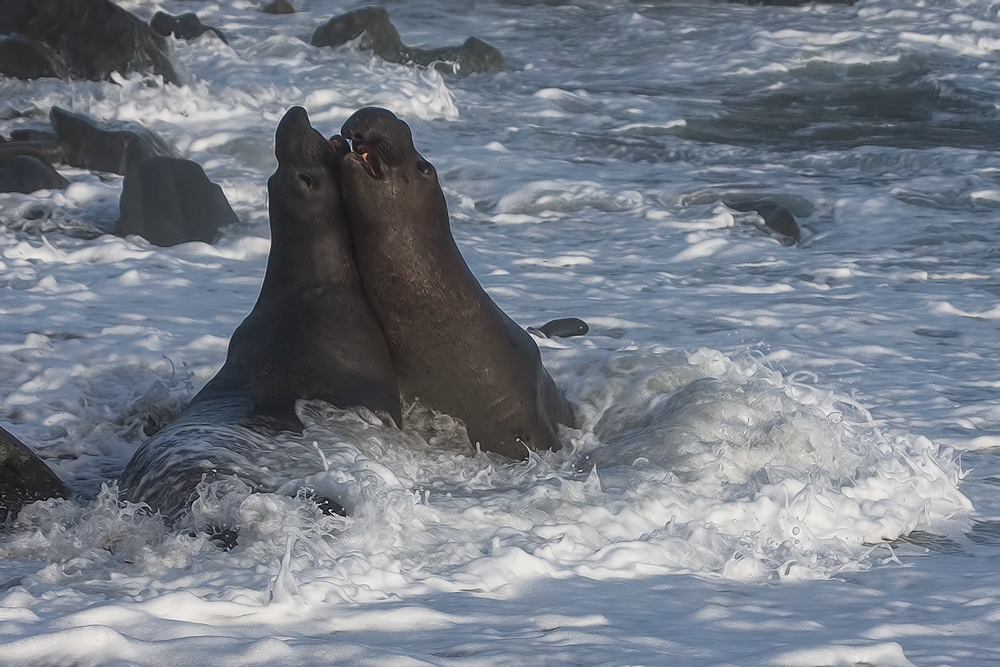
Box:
[338,107,573,460]
[120,107,400,522]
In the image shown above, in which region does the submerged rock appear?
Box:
[0,155,68,193]
[311,6,504,74]
[723,198,802,245]
[116,156,237,246]
[150,11,227,44]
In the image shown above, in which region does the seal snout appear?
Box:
[348,138,383,179]
[274,106,331,166]
[341,107,414,179]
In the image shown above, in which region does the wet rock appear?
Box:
[727,0,856,5]
[150,11,227,44]
[50,106,176,175]
[0,425,70,521]
[311,6,504,74]
[0,34,68,80]
[0,0,180,84]
[116,156,238,246]
[0,155,69,193]
[723,199,801,245]
[0,131,65,166]
[528,317,590,339]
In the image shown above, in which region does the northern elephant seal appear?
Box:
[338,107,573,460]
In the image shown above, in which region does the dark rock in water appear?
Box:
[150,11,227,44]
[2,0,181,85]
[311,6,504,74]
[0,34,68,80]
[1,424,70,521]
[9,128,57,142]
[50,106,176,175]
[0,132,65,166]
[727,0,856,4]
[411,37,504,75]
[312,7,402,59]
[528,317,590,339]
[261,0,295,14]
[0,108,175,175]
[0,0,34,35]
[723,199,801,245]
[0,155,69,193]
[116,156,237,246]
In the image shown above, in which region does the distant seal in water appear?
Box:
[528,317,589,339]
[116,156,237,246]
[150,12,227,44]
[723,199,801,245]
[338,107,573,459]
[120,107,400,522]
[0,155,69,193]
[1,424,70,521]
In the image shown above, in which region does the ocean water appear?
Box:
[1,0,999,664]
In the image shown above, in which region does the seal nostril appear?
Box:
[299,173,315,189]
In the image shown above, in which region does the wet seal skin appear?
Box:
[311,6,504,75]
[338,107,574,460]
[120,107,400,524]
[1,424,70,521]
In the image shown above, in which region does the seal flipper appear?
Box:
[1,425,70,521]
[529,317,589,339]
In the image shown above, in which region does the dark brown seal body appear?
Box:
[120,107,400,522]
[338,107,572,459]
[197,106,401,428]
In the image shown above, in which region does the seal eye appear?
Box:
[416,160,434,176]
[298,173,315,189]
